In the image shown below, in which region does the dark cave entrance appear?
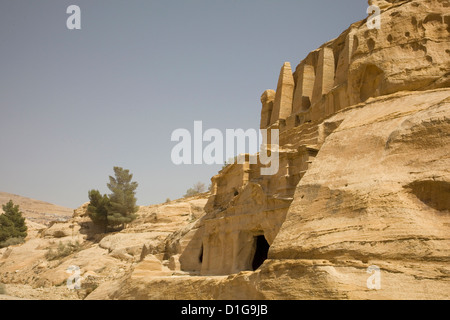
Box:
[252,235,270,271]
[199,245,203,264]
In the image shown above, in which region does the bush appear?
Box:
[0,200,27,247]
[87,189,110,232]
[0,283,6,295]
[184,182,206,198]
[184,188,198,198]
[222,157,237,170]
[45,241,81,261]
[87,167,139,231]
[0,237,25,248]
[107,167,139,227]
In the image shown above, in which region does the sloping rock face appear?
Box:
[180,0,450,274]
[110,0,449,299]
[0,192,72,225]
[111,90,449,300]
[263,89,450,300]
[0,196,209,300]
[1,0,448,300]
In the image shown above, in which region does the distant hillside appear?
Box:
[0,192,73,225]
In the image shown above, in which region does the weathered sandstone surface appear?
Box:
[0,192,72,225]
[0,196,208,299]
[108,0,449,299]
[1,0,449,300]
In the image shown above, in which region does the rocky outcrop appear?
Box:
[0,196,209,299]
[265,89,450,299]
[0,192,72,225]
[1,0,449,300]
[110,88,449,300]
[110,0,449,299]
[270,62,295,125]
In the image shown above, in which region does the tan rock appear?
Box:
[268,89,450,299]
[168,254,181,271]
[270,62,295,124]
[0,192,72,225]
[72,202,89,218]
[99,232,170,261]
[24,219,46,239]
[368,0,407,10]
[132,255,167,278]
[170,0,450,299]
[2,0,450,301]
[260,90,276,129]
[43,222,80,239]
[38,246,121,287]
[311,47,335,106]
[293,63,315,113]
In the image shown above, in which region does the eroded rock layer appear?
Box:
[1,0,448,300]
[141,0,450,299]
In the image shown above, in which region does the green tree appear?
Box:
[0,200,27,246]
[0,214,14,243]
[87,190,110,232]
[106,167,139,228]
[2,200,27,238]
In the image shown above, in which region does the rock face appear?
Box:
[0,196,209,300]
[114,0,448,299]
[1,0,449,300]
[0,192,72,225]
[270,62,295,125]
[265,89,450,299]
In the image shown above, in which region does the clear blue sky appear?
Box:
[0,0,367,208]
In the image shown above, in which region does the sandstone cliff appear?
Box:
[0,195,209,299]
[106,0,449,299]
[1,0,449,300]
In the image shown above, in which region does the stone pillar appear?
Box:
[334,30,354,86]
[260,90,276,129]
[234,231,256,271]
[368,0,396,10]
[270,62,295,125]
[231,230,240,273]
[293,63,315,113]
[243,157,250,184]
[311,47,335,106]
[333,30,356,113]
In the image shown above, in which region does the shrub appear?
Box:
[45,241,81,261]
[184,182,206,198]
[0,237,25,248]
[87,189,110,232]
[107,167,139,227]
[87,167,139,231]
[0,283,6,295]
[0,200,27,247]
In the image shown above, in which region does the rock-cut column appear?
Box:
[260,90,276,129]
[311,47,335,106]
[293,63,316,113]
[270,62,295,125]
